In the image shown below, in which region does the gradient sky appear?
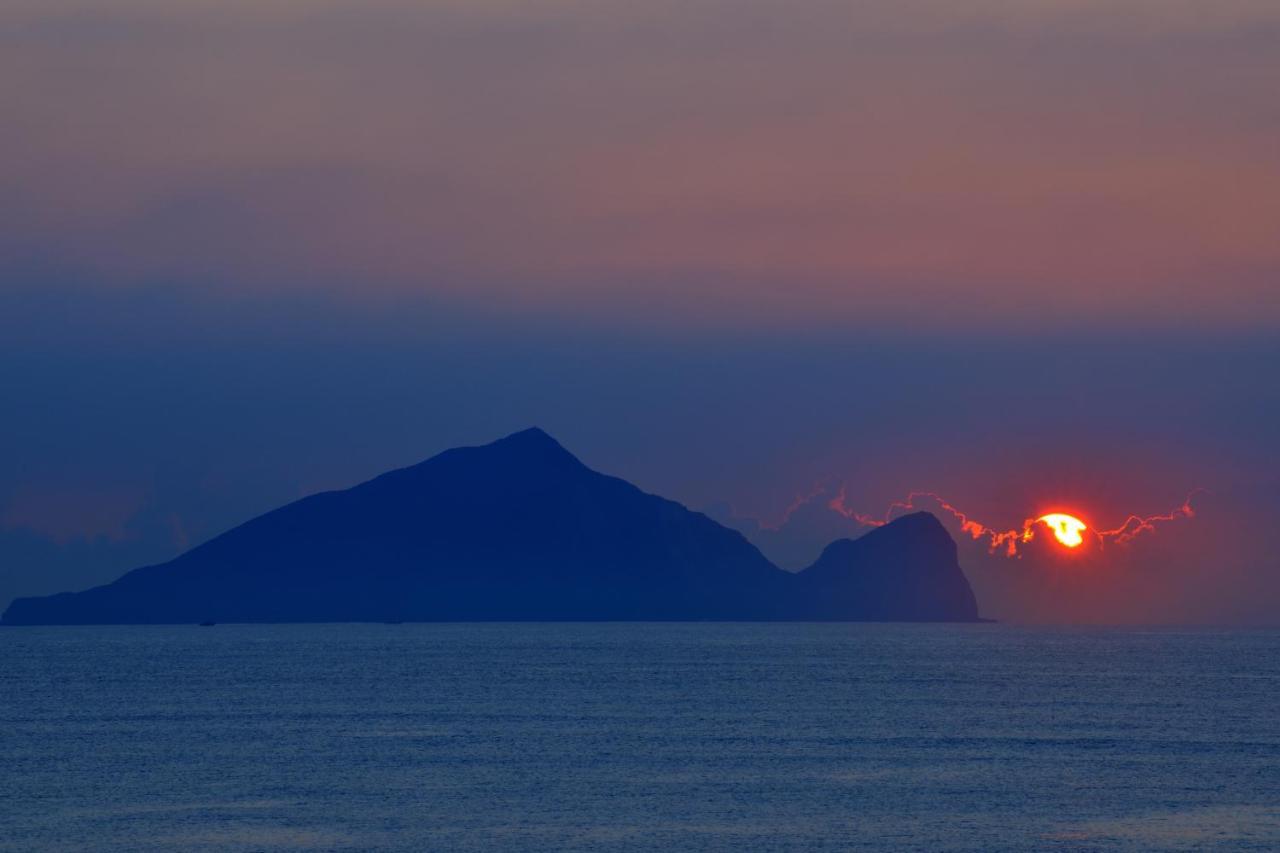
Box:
[2,1,1278,622]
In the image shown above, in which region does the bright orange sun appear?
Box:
[1036,513,1088,548]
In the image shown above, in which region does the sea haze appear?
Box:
[2,623,1278,851]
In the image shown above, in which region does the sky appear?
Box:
[2,1,1278,622]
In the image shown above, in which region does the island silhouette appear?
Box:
[1,428,980,624]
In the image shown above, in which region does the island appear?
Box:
[2,429,981,624]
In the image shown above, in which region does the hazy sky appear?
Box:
[3,1,1278,621]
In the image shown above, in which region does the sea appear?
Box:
[2,623,1278,851]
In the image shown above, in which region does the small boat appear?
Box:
[198,621,216,627]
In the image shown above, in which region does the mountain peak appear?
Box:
[482,427,582,466]
[821,511,956,558]
[493,426,562,449]
[797,510,978,621]
[875,511,951,539]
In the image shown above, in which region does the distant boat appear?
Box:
[198,621,216,627]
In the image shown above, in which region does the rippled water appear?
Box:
[2,623,1278,851]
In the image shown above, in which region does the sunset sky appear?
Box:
[3,1,1278,621]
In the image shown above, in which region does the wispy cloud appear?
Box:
[2,1,1277,328]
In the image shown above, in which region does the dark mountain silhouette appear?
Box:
[792,513,980,621]
[1,429,980,625]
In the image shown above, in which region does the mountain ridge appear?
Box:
[2,428,981,625]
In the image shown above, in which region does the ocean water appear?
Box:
[2,624,1278,852]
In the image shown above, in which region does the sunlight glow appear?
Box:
[1036,513,1088,549]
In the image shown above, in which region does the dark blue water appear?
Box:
[2,624,1278,851]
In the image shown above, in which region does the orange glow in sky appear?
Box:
[829,490,1201,558]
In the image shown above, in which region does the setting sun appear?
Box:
[1036,513,1088,548]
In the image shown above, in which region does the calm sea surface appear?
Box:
[2,623,1278,851]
